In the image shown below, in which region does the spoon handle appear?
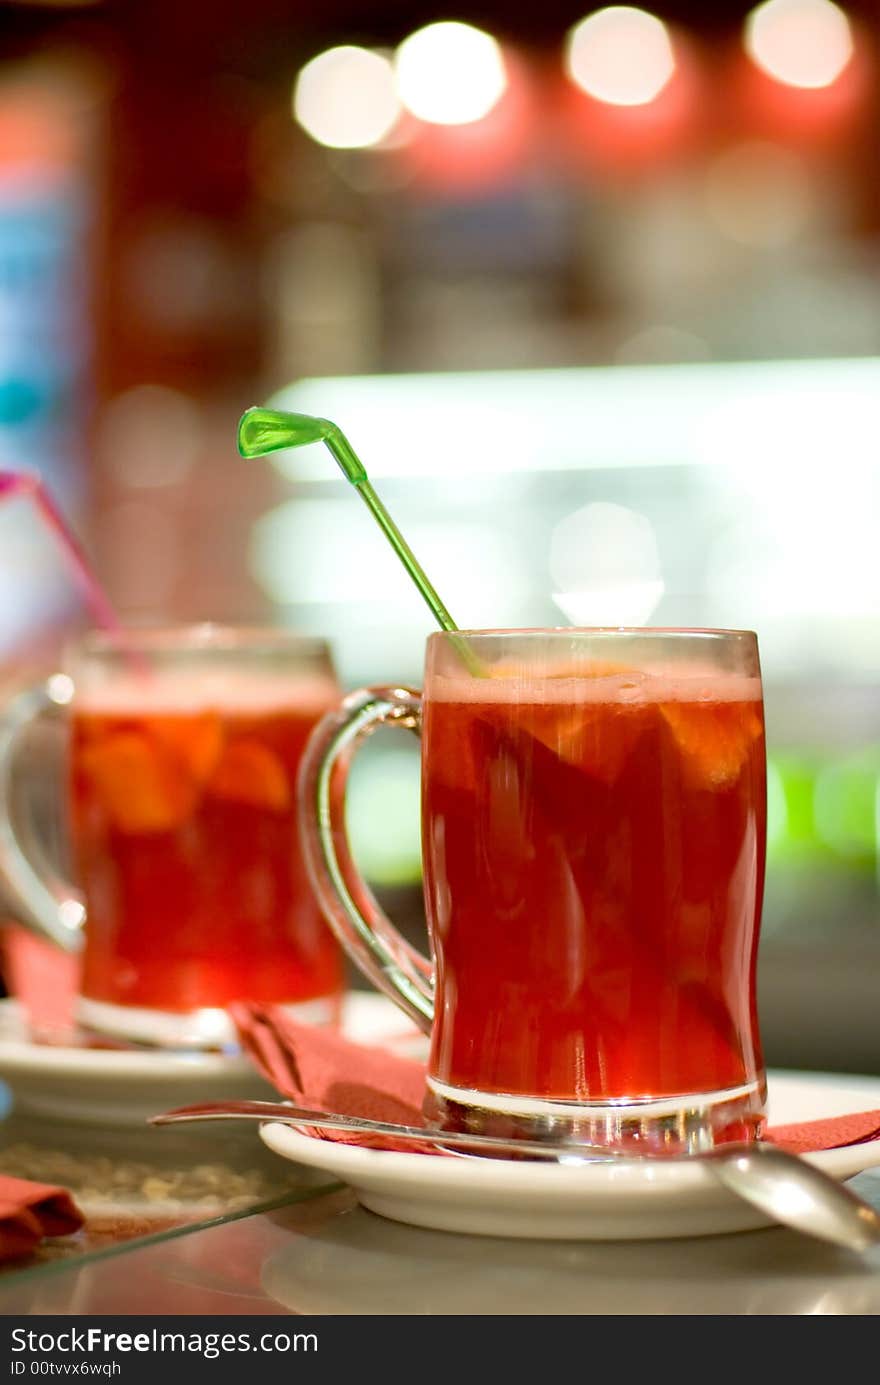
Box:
[150,1100,616,1161]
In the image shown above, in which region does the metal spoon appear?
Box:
[151,1099,880,1251]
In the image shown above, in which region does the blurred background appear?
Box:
[2,0,880,1070]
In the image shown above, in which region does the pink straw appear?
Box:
[0,470,124,636]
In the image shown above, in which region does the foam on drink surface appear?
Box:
[73,669,339,716]
[428,663,761,706]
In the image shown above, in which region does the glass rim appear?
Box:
[427,626,757,643]
[73,623,332,658]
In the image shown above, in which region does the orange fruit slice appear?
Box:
[208,739,291,812]
[80,731,197,833]
[659,701,763,790]
[526,702,650,786]
[149,711,224,783]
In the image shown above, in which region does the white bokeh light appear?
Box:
[565,7,676,107]
[394,21,507,125]
[549,501,665,627]
[744,0,854,90]
[97,385,202,489]
[293,46,401,149]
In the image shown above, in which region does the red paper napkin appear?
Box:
[0,923,79,1038]
[228,1000,428,1149]
[0,927,85,1261]
[231,1001,880,1156]
[0,1175,83,1262]
[767,1113,880,1156]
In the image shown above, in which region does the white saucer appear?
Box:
[259,1071,880,1242]
[0,991,423,1126]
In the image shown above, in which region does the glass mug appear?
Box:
[0,625,345,1045]
[300,628,768,1153]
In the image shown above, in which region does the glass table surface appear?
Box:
[0,1083,341,1285]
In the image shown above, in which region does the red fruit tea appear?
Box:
[70,673,344,1036]
[421,666,766,1110]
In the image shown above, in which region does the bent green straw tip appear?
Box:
[237,406,330,459]
[237,406,367,486]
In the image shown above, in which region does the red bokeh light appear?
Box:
[554,29,703,179]
[392,46,537,194]
[726,24,869,148]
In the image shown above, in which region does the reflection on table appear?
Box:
[1,1175,879,1316]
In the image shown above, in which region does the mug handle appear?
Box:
[298,686,434,1036]
[0,678,85,951]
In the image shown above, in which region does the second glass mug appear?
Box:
[0,625,345,1045]
[300,628,768,1153]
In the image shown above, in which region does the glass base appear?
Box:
[76,994,340,1049]
[425,1076,767,1155]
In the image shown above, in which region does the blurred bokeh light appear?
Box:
[564,6,676,106]
[744,0,854,90]
[549,500,665,626]
[293,45,401,149]
[394,21,507,125]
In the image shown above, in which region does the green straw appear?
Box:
[237,406,483,675]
